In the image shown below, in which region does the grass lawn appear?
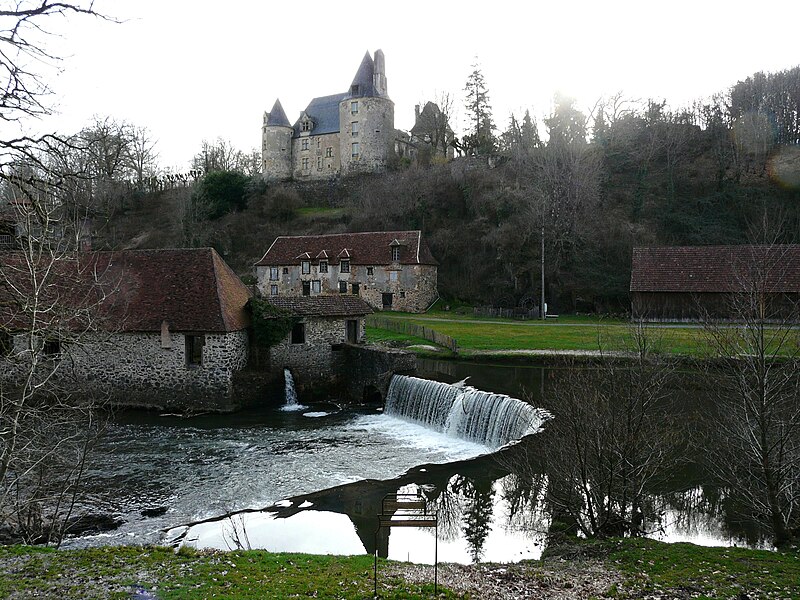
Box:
[0,546,454,599]
[367,312,710,356]
[2,541,797,599]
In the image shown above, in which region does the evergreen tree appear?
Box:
[463,61,496,155]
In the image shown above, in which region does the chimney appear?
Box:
[415,104,420,120]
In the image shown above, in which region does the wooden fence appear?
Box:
[367,316,459,354]
[473,306,540,320]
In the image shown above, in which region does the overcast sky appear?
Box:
[32,0,800,170]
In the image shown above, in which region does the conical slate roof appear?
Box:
[266,99,290,127]
[348,51,377,98]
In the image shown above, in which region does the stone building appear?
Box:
[263,295,372,381]
[254,231,438,313]
[0,248,253,411]
[409,101,455,162]
[262,50,394,180]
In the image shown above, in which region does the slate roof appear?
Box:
[410,101,453,137]
[255,231,438,267]
[293,93,347,137]
[264,296,373,317]
[0,248,252,333]
[630,245,800,293]
[266,99,291,127]
[348,51,377,98]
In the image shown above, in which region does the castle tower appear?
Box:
[262,99,293,180]
[339,50,394,175]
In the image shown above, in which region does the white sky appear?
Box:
[30,0,800,171]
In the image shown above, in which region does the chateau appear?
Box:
[262,50,394,180]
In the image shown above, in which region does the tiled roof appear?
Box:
[255,231,438,267]
[0,248,252,333]
[266,99,291,127]
[630,245,800,293]
[293,93,347,137]
[265,296,373,317]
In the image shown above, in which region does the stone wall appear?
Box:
[339,96,394,175]
[256,262,437,313]
[262,124,293,180]
[292,132,341,180]
[1,329,250,411]
[336,344,416,403]
[268,315,366,384]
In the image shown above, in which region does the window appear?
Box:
[319,260,328,273]
[302,157,309,170]
[351,121,359,137]
[382,293,393,309]
[317,157,322,170]
[269,266,278,281]
[291,323,305,344]
[340,259,350,273]
[391,246,400,261]
[351,282,360,296]
[325,147,333,158]
[43,338,61,357]
[367,266,374,276]
[400,291,406,298]
[301,260,310,274]
[185,334,204,367]
[351,101,358,115]
[270,284,278,296]
[283,267,289,275]
[351,84,360,95]
[390,271,398,282]
[0,331,12,357]
[351,142,360,159]
[311,280,321,294]
[302,281,311,296]
[301,120,312,132]
[301,139,309,151]
[339,281,347,293]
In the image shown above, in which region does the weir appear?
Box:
[281,369,307,412]
[384,375,548,447]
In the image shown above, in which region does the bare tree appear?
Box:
[701,244,800,548]
[0,1,113,545]
[506,324,681,539]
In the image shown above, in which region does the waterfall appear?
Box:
[281,369,307,412]
[384,375,548,447]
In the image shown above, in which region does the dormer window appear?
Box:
[301,119,312,132]
[269,267,279,281]
[351,84,360,95]
[319,260,328,273]
[391,246,400,262]
[340,259,350,273]
[301,260,310,274]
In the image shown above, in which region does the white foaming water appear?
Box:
[384,375,549,447]
[281,368,308,412]
[351,414,491,460]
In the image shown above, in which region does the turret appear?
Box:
[262,99,293,181]
[339,50,394,175]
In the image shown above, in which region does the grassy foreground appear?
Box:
[1,540,798,599]
[367,311,708,356]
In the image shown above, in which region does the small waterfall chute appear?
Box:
[384,375,548,447]
[281,369,308,412]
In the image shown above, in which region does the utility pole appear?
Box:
[541,224,545,320]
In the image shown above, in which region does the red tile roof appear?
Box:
[1,248,252,333]
[255,231,438,267]
[630,245,800,293]
[264,296,373,317]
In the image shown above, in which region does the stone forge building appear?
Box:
[0,248,253,411]
[264,296,372,382]
[255,231,438,313]
[630,245,800,321]
[262,49,394,180]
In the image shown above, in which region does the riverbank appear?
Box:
[2,539,797,599]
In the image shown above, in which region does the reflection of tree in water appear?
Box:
[454,476,495,563]
[499,472,550,535]
[422,477,466,541]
